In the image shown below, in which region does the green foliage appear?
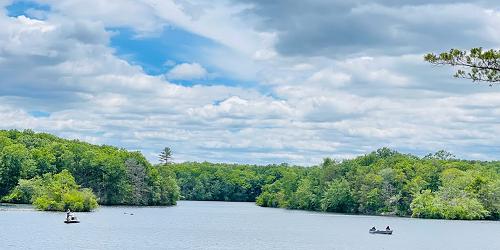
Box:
[256,149,498,220]
[290,175,321,210]
[0,143,30,196]
[0,130,180,207]
[256,182,286,207]
[5,170,98,212]
[149,165,180,205]
[411,189,489,220]
[321,179,355,213]
[2,178,42,204]
[159,147,173,165]
[124,158,150,205]
[1,129,498,220]
[169,148,499,220]
[425,48,500,84]
[171,162,284,202]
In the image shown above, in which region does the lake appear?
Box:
[1,201,499,250]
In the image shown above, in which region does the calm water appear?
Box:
[1,201,499,250]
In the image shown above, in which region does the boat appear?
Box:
[369,229,392,235]
[64,218,80,223]
[64,215,80,224]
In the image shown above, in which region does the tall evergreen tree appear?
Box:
[159,147,172,165]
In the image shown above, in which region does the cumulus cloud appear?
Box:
[234,0,500,57]
[306,69,351,88]
[1,0,500,165]
[166,62,208,80]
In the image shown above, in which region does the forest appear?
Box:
[0,130,498,220]
[0,129,179,211]
[172,149,500,220]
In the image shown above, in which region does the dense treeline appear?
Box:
[257,148,500,220]
[171,162,286,201]
[173,149,500,220]
[0,129,179,210]
[1,130,498,220]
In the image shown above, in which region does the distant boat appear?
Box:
[64,218,80,223]
[64,214,80,224]
[369,229,392,235]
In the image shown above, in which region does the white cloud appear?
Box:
[306,69,351,88]
[166,62,208,80]
[1,1,500,165]
[253,49,277,60]
[187,96,294,120]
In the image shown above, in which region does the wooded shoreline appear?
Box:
[1,130,498,220]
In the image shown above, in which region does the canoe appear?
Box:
[369,230,392,235]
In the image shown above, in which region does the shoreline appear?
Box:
[3,201,499,222]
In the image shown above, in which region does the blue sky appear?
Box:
[110,27,208,76]
[6,1,50,18]
[1,0,499,164]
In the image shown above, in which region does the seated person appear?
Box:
[370,226,376,231]
[386,226,391,231]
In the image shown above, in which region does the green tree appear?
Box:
[31,146,56,175]
[6,170,99,212]
[124,158,150,205]
[149,165,180,205]
[159,147,173,165]
[1,178,43,204]
[425,48,500,85]
[424,150,456,161]
[410,190,440,219]
[0,144,30,196]
[0,130,181,207]
[292,177,320,210]
[321,179,355,213]
[410,168,491,220]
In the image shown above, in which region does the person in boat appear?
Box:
[66,209,76,221]
[386,226,391,231]
[370,226,376,231]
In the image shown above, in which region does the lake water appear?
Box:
[1,201,499,250]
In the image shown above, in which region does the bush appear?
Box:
[1,178,42,203]
[8,170,98,212]
[410,189,489,220]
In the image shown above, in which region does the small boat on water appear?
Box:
[369,229,392,235]
[64,210,80,223]
[64,218,80,223]
[64,215,80,223]
[64,219,80,223]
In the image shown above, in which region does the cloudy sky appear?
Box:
[1,0,499,165]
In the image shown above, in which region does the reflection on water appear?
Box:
[0,201,499,250]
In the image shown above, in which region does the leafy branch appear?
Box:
[424,48,500,85]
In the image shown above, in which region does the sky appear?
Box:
[0,0,499,165]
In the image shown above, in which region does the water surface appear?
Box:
[1,201,498,250]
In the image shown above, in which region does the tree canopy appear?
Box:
[172,148,500,220]
[425,48,500,85]
[1,130,498,220]
[0,129,179,210]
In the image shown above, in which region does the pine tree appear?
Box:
[159,147,172,165]
[425,48,500,85]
